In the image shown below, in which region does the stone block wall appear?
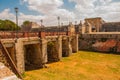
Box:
[79,37,120,53]
[0,50,10,69]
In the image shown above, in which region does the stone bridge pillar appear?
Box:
[71,35,78,53]
[40,38,47,64]
[57,36,62,60]
[47,36,62,62]
[15,39,24,73]
[62,37,72,57]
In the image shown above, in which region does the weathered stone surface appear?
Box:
[0,50,10,68]
[15,39,25,73]
[62,37,72,57]
[84,17,104,32]
[79,37,120,53]
[0,62,20,80]
[47,41,59,62]
[41,38,47,64]
[71,35,78,53]
[0,35,78,73]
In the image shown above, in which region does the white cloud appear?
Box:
[19,13,44,25]
[0,9,15,20]
[0,9,43,26]
[24,0,64,14]
[69,0,120,22]
[0,8,74,26]
[20,0,76,26]
[0,0,120,26]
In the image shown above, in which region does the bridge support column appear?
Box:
[62,37,72,57]
[15,39,25,73]
[57,36,62,60]
[40,38,47,65]
[47,36,62,62]
[71,35,78,53]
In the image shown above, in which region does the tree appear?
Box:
[21,21,31,31]
[0,19,20,31]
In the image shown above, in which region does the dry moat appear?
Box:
[24,51,120,80]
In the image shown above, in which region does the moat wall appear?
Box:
[79,34,120,53]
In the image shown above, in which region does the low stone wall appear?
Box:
[79,39,94,51]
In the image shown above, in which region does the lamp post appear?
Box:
[14,7,18,39]
[75,21,77,26]
[75,21,77,33]
[57,16,60,35]
[61,22,63,27]
[40,19,43,31]
[0,23,1,30]
[40,19,43,25]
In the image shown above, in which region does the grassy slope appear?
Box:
[24,51,120,80]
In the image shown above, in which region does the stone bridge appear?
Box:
[0,31,78,73]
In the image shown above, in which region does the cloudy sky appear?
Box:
[0,0,120,26]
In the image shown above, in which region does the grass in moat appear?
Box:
[23,51,120,80]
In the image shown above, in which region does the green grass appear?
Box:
[24,51,120,80]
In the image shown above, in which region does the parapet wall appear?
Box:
[82,32,120,39]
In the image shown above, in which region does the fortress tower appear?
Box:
[85,17,105,32]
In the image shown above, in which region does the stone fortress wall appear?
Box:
[78,17,120,53]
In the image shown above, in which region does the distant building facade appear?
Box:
[101,22,120,32]
[84,17,105,32]
[31,22,44,32]
[21,17,120,33]
[81,17,120,34]
[44,22,76,34]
